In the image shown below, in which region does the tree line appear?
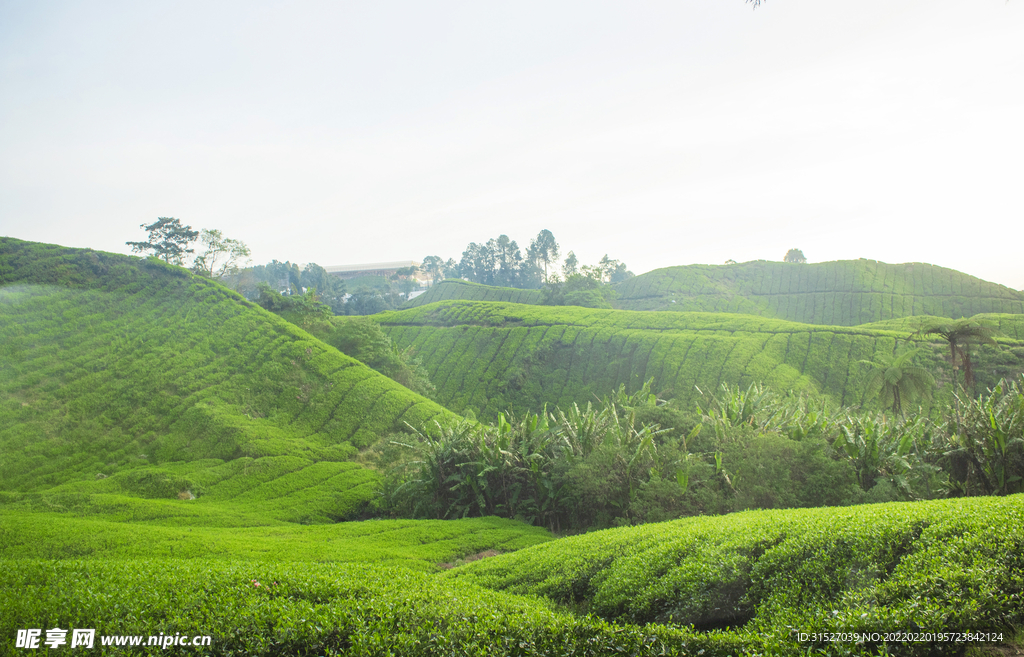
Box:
[127,219,638,316]
[420,229,634,290]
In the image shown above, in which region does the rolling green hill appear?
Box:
[0,238,453,522]
[377,299,1024,419]
[410,261,1024,326]
[407,278,546,307]
[614,259,1024,325]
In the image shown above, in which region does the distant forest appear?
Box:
[237,228,633,316]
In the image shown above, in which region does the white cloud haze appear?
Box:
[2,0,1022,288]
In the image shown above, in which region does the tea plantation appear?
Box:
[2,497,1020,656]
[407,260,1024,326]
[406,278,546,307]
[377,299,1024,419]
[0,238,452,521]
[614,259,1024,324]
[3,238,1022,655]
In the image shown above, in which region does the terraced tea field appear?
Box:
[616,259,1024,324]
[378,299,1024,419]
[412,260,1024,326]
[406,278,546,307]
[0,238,451,520]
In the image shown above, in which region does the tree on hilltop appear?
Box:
[598,254,634,283]
[562,251,579,278]
[126,217,199,265]
[300,263,347,314]
[530,230,560,283]
[420,256,445,284]
[493,235,523,287]
[192,229,251,280]
[391,265,419,301]
[784,248,807,263]
[442,258,460,280]
[460,242,496,285]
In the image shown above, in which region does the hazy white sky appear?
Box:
[2,0,1022,289]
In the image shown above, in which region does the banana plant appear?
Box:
[697,382,781,442]
[942,378,1024,496]
[836,414,927,498]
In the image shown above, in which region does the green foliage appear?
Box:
[191,229,251,280]
[0,505,551,566]
[255,282,333,328]
[382,381,880,531]
[835,414,937,498]
[940,378,1024,496]
[542,273,617,309]
[0,558,748,657]
[383,382,672,532]
[784,248,807,263]
[858,346,935,417]
[917,318,1001,390]
[2,498,1019,656]
[124,217,199,265]
[697,382,783,440]
[531,229,560,283]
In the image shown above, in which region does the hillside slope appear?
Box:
[410,261,1024,326]
[0,238,452,521]
[615,259,1024,325]
[406,279,545,307]
[377,300,1024,419]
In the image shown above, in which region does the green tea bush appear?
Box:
[0,510,553,567]
[0,558,751,656]
[449,495,1024,656]
[405,279,546,308]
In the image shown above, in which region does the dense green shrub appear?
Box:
[939,378,1024,496]
[379,382,884,531]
